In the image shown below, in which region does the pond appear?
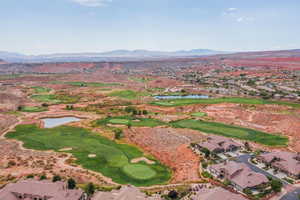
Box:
[42,117,81,128]
[154,95,210,100]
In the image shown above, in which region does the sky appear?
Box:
[1,0,300,54]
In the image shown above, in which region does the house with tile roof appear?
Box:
[196,135,242,154]
[257,151,300,179]
[209,161,269,191]
[189,186,248,200]
[0,179,86,200]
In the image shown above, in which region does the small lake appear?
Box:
[154,95,210,100]
[42,117,81,128]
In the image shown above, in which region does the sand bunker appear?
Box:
[88,154,97,158]
[59,148,72,151]
[131,157,155,165]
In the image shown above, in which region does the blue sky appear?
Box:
[1,0,300,54]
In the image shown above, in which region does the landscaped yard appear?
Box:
[96,116,166,127]
[6,124,170,186]
[171,119,288,146]
[151,97,300,108]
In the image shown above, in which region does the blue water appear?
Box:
[154,95,210,100]
[42,117,81,128]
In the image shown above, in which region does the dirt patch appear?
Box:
[125,127,205,183]
[131,157,155,164]
[88,154,97,158]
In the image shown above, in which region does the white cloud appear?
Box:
[236,17,254,23]
[228,7,237,12]
[71,0,112,7]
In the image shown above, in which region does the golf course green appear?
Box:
[96,116,166,127]
[171,119,288,146]
[6,124,170,186]
[151,97,300,108]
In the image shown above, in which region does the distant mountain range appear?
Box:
[0,49,225,63]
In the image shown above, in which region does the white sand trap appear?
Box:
[88,154,97,158]
[131,157,155,165]
[59,148,72,151]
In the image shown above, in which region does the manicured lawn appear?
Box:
[96,116,166,127]
[6,125,170,186]
[109,119,130,124]
[191,112,207,117]
[109,90,150,100]
[20,106,48,112]
[151,97,300,108]
[171,119,288,146]
[122,164,157,180]
[31,86,51,93]
[31,94,80,104]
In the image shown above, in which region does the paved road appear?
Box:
[235,154,289,185]
[280,188,300,200]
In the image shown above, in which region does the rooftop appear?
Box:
[0,179,83,200]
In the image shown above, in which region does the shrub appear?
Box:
[67,178,76,189]
[113,129,123,140]
[85,182,95,196]
[271,179,283,192]
[52,175,62,182]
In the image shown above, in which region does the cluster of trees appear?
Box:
[65,105,74,110]
[124,106,148,115]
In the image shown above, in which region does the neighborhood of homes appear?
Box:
[193,135,300,198]
[0,135,299,200]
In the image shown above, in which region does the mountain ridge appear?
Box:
[0,49,224,62]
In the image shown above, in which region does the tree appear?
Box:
[17,105,23,111]
[85,182,95,196]
[271,179,283,192]
[142,110,148,115]
[113,129,123,140]
[41,103,49,107]
[132,110,138,115]
[167,190,178,199]
[39,175,47,180]
[244,142,251,151]
[26,174,34,179]
[52,175,61,182]
[67,178,76,189]
[127,123,132,129]
[201,148,210,158]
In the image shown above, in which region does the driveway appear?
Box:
[280,188,300,200]
[235,154,289,185]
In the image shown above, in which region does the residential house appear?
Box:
[190,186,248,200]
[209,161,268,191]
[0,179,86,200]
[196,135,242,154]
[92,185,161,200]
[257,151,300,179]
